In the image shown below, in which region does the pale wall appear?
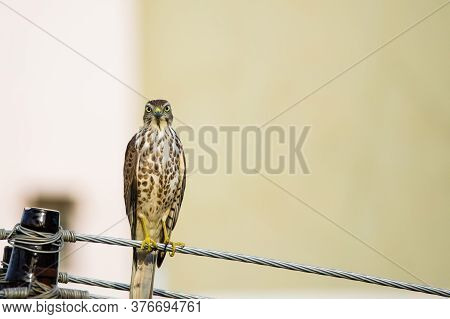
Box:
[138,0,450,297]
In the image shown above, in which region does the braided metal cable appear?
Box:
[66,232,450,298]
[2,228,450,298]
[58,272,207,299]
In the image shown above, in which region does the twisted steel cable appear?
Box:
[58,272,207,299]
[2,228,450,298]
[64,232,450,298]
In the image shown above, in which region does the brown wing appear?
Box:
[124,134,138,239]
[157,137,186,267]
[169,147,186,232]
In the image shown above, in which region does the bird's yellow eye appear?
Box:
[145,105,152,113]
[164,105,171,112]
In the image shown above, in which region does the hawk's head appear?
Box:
[143,99,174,127]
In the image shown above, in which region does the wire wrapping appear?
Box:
[2,228,450,298]
[0,229,7,241]
[0,287,30,299]
[6,224,65,253]
[0,280,94,299]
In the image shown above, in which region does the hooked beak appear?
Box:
[154,107,162,118]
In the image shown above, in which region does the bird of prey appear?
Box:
[123,100,186,299]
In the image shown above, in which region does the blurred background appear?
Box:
[0,0,449,298]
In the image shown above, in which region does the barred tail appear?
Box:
[130,248,157,299]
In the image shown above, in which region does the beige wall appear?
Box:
[138,0,450,297]
[0,0,448,299]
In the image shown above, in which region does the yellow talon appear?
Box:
[141,236,157,251]
[138,214,157,252]
[162,219,185,257]
[168,241,185,257]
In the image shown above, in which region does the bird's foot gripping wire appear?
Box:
[140,236,158,252]
[162,219,185,257]
[166,241,185,257]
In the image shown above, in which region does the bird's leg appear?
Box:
[162,219,185,257]
[138,214,157,251]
